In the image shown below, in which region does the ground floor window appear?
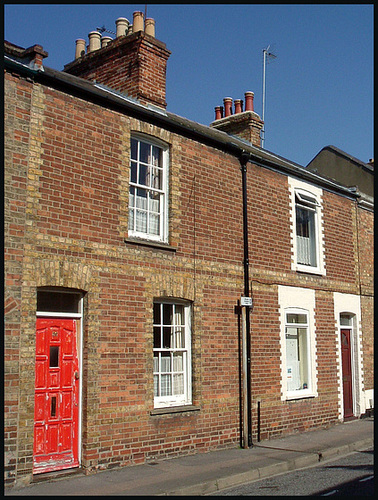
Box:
[153,300,192,408]
[278,285,317,400]
[285,309,311,394]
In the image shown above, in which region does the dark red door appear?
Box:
[341,329,353,419]
[33,318,79,474]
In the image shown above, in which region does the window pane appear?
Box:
[51,396,57,417]
[149,214,160,236]
[152,145,162,166]
[173,352,183,372]
[287,313,307,324]
[140,141,150,164]
[163,327,172,348]
[163,304,173,325]
[173,374,184,395]
[154,374,159,396]
[139,163,148,186]
[50,346,59,367]
[174,327,184,348]
[340,314,353,326]
[37,291,80,313]
[153,354,159,372]
[153,303,161,324]
[153,327,161,348]
[150,166,162,190]
[161,353,171,372]
[130,160,137,183]
[136,210,147,232]
[131,138,138,160]
[161,375,171,396]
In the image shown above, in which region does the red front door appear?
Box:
[341,329,353,419]
[33,318,80,474]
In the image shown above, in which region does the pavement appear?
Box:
[6,416,373,496]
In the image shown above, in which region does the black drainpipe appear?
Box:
[239,152,253,448]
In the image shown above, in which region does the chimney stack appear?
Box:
[64,12,171,109]
[211,91,263,147]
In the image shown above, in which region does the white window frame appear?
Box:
[153,300,192,408]
[128,135,169,242]
[278,286,318,401]
[288,178,325,275]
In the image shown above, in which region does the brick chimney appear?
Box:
[63,12,171,109]
[4,41,48,70]
[210,91,263,148]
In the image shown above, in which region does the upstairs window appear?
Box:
[295,190,320,268]
[289,178,325,275]
[128,137,168,242]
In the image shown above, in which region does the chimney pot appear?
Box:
[133,11,144,32]
[101,36,113,48]
[116,17,129,38]
[88,31,101,52]
[244,91,254,112]
[223,97,233,117]
[145,18,155,37]
[214,106,222,120]
[234,99,242,114]
[75,38,86,59]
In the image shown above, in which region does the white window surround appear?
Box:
[128,134,169,243]
[288,177,325,276]
[333,292,365,419]
[278,285,318,401]
[153,300,192,409]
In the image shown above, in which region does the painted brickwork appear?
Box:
[4,33,373,488]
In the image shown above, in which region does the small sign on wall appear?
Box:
[241,296,252,307]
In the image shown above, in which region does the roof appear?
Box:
[4,44,363,203]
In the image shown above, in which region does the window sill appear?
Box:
[150,404,200,416]
[295,265,325,277]
[284,392,317,401]
[124,237,176,252]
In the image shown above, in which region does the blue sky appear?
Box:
[4,3,373,167]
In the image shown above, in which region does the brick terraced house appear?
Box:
[4,11,374,488]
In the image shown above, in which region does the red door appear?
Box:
[341,329,353,419]
[33,318,80,474]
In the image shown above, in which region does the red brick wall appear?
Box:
[4,67,373,486]
[4,73,33,485]
[358,207,374,392]
[322,190,357,284]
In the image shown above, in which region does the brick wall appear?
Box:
[4,66,373,486]
[64,32,170,108]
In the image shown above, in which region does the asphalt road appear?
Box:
[208,447,374,496]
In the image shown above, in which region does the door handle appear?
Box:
[74,371,79,380]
